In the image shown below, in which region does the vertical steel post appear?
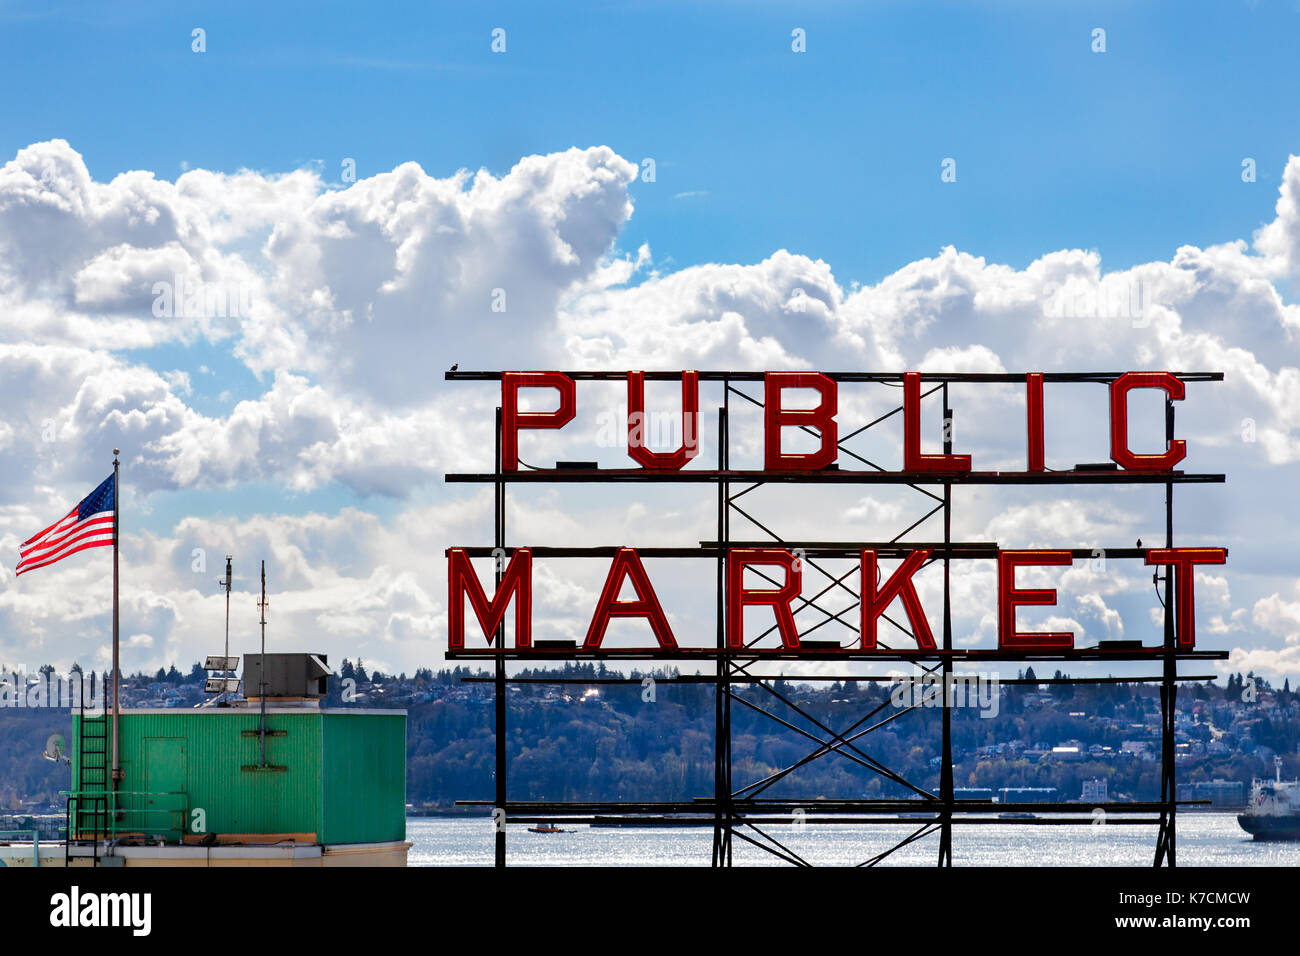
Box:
[1155,398,1178,866]
[713,396,733,865]
[258,560,268,767]
[722,391,732,867]
[494,406,507,867]
[939,385,954,866]
[222,555,233,663]
[111,449,121,793]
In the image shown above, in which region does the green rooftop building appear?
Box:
[33,652,411,868]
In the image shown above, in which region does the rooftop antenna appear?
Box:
[201,556,240,703]
[220,555,233,663]
[258,559,269,767]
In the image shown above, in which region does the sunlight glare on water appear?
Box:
[405,813,1300,867]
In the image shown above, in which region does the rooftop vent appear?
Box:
[243,653,331,704]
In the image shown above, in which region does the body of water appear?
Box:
[406,812,1300,866]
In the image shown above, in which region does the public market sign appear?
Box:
[445,371,1226,657]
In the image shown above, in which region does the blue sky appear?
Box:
[1,1,1299,680]
[2,0,1296,283]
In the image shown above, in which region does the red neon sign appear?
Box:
[727,549,802,649]
[627,371,699,470]
[1144,547,1227,648]
[903,372,971,473]
[492,369,1200,474]
[448,370,1227,657]
[447,547,533,650]
[997,550,1075,650]
[584,547,677,649]
[1109,371,1186,471]
[502,371,576,472]
[1026,372,1045,472]
[764,372,838,470]
[444,544,1226,654]
[861,549,936,650]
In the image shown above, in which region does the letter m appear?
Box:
[102,894,130,926]
[447,548,533,650]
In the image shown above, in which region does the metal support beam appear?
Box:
[456,372,1215,866]
[494,406,507,868]
[939,383,954,867]
[1155,398,1178,867]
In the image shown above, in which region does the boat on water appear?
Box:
[1237,757,1300,841]
[527,824,568,833]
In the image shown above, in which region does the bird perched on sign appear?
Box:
[450,363,459,371]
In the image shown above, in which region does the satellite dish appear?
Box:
[43,733,68,764]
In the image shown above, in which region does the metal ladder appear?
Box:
[65,677,108,866]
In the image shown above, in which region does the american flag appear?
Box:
[16,474,116,576]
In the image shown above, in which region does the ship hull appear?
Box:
[1237,814,1300,841]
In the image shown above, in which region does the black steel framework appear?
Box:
[445,370,1227,867]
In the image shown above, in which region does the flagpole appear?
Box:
[111,448,121,793]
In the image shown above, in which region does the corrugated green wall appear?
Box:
[321,712,406,844]
[71,709,405,845]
